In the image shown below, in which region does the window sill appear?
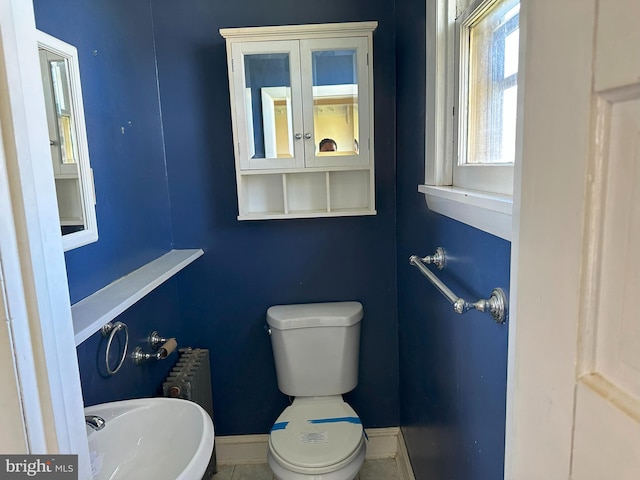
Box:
[418,185,513,241]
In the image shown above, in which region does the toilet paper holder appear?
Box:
[133,331,178,364]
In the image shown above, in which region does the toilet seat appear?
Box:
[268,397,365,475]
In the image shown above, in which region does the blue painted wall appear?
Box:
[35,0,511,475]
[76,281,183,405]
[151,0,398,436]
[395,0,511,478]
[34,0,174,304]
[33,0,185,407]
[33,0,399,437]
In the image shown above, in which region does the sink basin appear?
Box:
[84,397,214,480]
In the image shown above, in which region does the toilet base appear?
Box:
[267,439,366,480]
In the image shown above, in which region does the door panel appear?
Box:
[594,0,640,92]
[573,381,640,480]
[595,97,640,399]
[572,0,640,476]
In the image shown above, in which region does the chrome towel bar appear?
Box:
[409,250,508,324]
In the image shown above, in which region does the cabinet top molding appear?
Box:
[219,21,378,40]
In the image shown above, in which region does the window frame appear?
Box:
[422,0,525,241]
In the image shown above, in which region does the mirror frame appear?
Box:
[36,30,97,251]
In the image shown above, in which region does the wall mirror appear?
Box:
[258,84,359,159]
[243,47,361,162]
[37,30,97,251]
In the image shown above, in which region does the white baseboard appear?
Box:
[396,428,416,480]
[215,433,269,465]
[215,427,415,479]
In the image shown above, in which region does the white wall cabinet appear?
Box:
[220,22,377,220]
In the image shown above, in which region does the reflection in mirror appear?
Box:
[261,87,293,158]
[37,30,97,251]
[312,49,359,158]
[244,53,293,160]
[245,48,362,163]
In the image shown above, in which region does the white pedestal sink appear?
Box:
[84,397,214,480]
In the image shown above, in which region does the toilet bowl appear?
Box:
[266,302,366,480]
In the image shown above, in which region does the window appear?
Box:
[421,0,522,240]
[454,0,519,194]
[461,0,519,165]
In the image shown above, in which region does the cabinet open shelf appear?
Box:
[238,169,374,220]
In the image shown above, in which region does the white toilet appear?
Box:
[266,301,366,480]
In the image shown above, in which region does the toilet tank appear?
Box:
[266,301,363,397]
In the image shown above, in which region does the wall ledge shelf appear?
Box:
[72,248,204,346]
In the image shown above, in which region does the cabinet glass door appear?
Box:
[301,37,370,167]
[232,41,303,169]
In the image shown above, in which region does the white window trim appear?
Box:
[421,0,524,241]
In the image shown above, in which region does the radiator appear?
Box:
[163,347,217,477]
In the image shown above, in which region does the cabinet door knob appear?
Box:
[304,133,312,139]
[295,133,302,140]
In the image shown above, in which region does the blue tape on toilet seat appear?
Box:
[308,416,361,425]
[271,417,362,433]
[271,421,289,432]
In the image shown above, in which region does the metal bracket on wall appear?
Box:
[415,246,446,270]
[409,248,508,324]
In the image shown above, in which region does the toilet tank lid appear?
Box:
[267,301,363,330]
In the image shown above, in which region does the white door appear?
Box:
[506,0,640,478]
[571,0,640,476]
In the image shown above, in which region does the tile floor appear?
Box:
[211,457,404,480]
